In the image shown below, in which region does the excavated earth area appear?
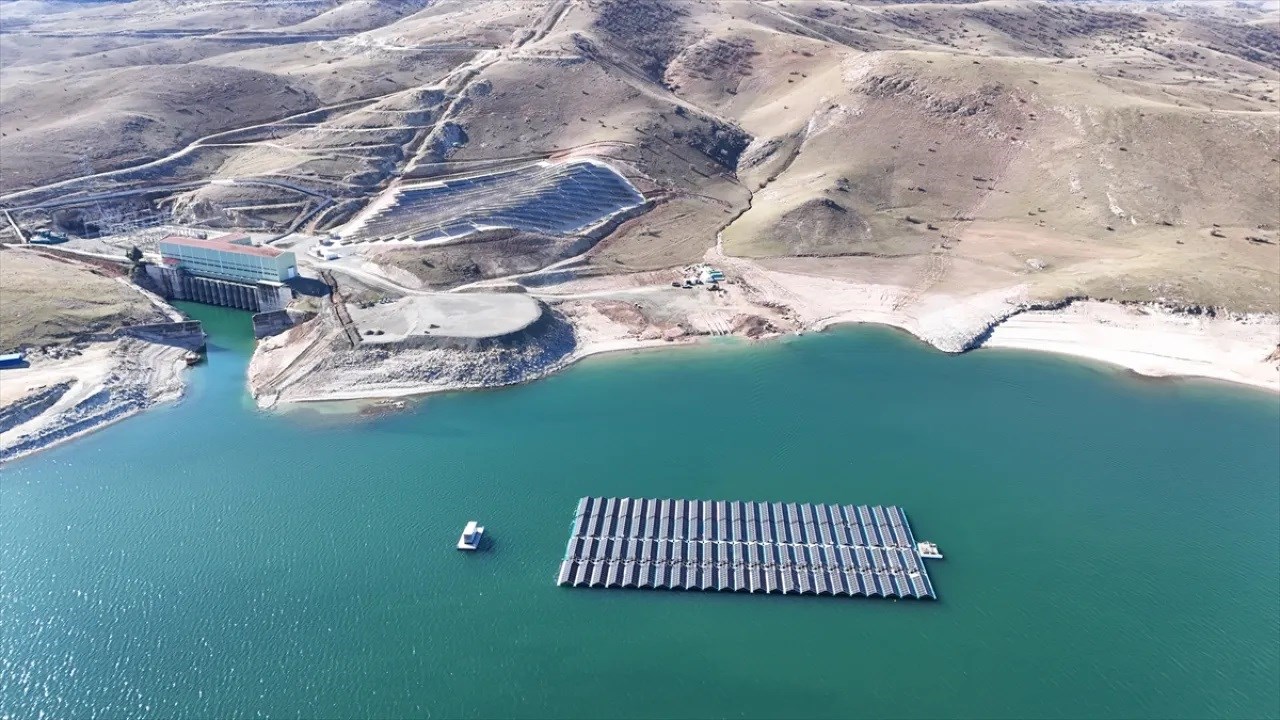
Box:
[248,290,577,404]
[348,293,542,345]
[0,339,188,463]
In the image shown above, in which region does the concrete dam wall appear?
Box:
[144,266,292,313]
[119,320,206,350]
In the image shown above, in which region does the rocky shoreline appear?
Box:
[251,288,1279,411]
[249,301,581,406]
[6,273,1275,465]
[0,338,190,464]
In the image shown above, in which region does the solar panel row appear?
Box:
[561,537,928,575]
[558,497,938,601]
[354,160,645,243]
[569,496,916,550]
[555,556,934,599]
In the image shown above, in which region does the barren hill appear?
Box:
[1,0,1277,313]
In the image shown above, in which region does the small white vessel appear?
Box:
[916,541,943,559]
[457,521,485,551]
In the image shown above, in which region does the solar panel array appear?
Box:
[557,497,937,600]
[351,160,644,244]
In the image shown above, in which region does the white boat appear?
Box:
[916,541,943,559]
[457,521,485,551]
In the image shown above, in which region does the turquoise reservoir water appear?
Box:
[2,305,1278,719]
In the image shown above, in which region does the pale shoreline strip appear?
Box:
[278,302,1278,407]
[7,302,1275,463]
[980,301,1279,392]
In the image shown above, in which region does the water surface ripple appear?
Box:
[2,307,1277,719]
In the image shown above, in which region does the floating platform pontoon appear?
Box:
[556,497,940,600]
[457,521,485,551]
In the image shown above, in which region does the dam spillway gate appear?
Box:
[556,497,939,600]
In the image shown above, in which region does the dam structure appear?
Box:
[557,497,939,600]
[146,233,296,312]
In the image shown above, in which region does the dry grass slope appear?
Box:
[0,249,165,349]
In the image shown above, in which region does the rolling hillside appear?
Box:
[1,0,1276,311]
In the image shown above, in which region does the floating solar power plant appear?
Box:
[556,497,940,601]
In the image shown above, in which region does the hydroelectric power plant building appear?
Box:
[148,233,296,312]
[159,234,297,284]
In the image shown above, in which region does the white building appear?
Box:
[158,233,297,284]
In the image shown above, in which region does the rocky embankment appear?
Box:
[246,246,1280,410]
[0,339,189,463]
[0,381,74,435]
[249,305,578,405]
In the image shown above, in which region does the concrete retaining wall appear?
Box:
[252,309,315,339]
[256,283,292,313]
[119,320,206,350]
